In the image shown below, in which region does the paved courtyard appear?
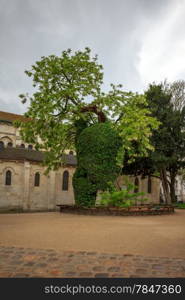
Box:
[0,210,185,277]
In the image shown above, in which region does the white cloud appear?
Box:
[137,0,185,88]
[0,88,27,114]
[0,0,184,114]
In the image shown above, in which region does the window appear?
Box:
[0,141,4,149]
[34,172,40,187]
[134,177,139,193]
[5,170,11,186]
[69,150,74,155]
[148,176,152,193]
[28,144,33,150]
[20,144,25,148]
[7,142,13,148]
[62,170,69,191]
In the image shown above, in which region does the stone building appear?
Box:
[0,111,76,211]
[0,110,160,212]
[116,175,160,204]
[175,175,185,202]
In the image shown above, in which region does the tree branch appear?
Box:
[80,105,107,122]
[115,112,124,124]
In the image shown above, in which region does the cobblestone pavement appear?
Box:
[0,246,185,278]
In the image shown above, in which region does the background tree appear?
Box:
[123,82,185,204]
[16,48,159,206]
[168,80,185,111]
[166,79,185,202]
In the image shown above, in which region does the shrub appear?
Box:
[100,182,148,207]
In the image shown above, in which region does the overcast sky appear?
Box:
[1,0,185,114]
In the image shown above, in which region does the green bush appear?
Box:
[174,203,185,209]
[73,121,122,207]
[100,182,148,207]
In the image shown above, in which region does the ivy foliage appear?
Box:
[77,122,122,189]
[73,122,122,206]
[73,168,97,207]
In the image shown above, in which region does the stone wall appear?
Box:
[0,160,75,211]
[0,161,24,210]
[116,175,160,204]
[0,122,28,148]
[55,167,75,206]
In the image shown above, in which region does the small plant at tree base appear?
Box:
[100,182,148,207]
[174,202,185,209]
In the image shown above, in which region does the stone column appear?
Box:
[23,161,31,210]
[47,170,56,210]
[152,178,160,204]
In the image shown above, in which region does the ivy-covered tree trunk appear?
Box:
[169,170,177,203]
[73,117,122,207]
[160,168,171,204]
[73,169,97,207]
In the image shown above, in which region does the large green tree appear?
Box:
[16,48,159,206]
[123,82,185,204]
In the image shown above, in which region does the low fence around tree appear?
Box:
[57,205,174,216]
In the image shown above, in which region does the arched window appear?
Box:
[28,144,33,150]
[7,142,13,148]
[62,170,69,191]
[134,177,139,193]
[148,176,152,193]
[69,150,74,155]
[20,144,25,148]
[0,141,4,149]
[34,172,40,187]
[5,170,11,186]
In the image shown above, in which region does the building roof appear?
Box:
[0,148,77,166]
[0,111,29,123]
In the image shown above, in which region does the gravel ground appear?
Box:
[0,209,185,258]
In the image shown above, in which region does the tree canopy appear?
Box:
[123,82,185,203]
[16,48,161,206]
[17,47,159,172]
